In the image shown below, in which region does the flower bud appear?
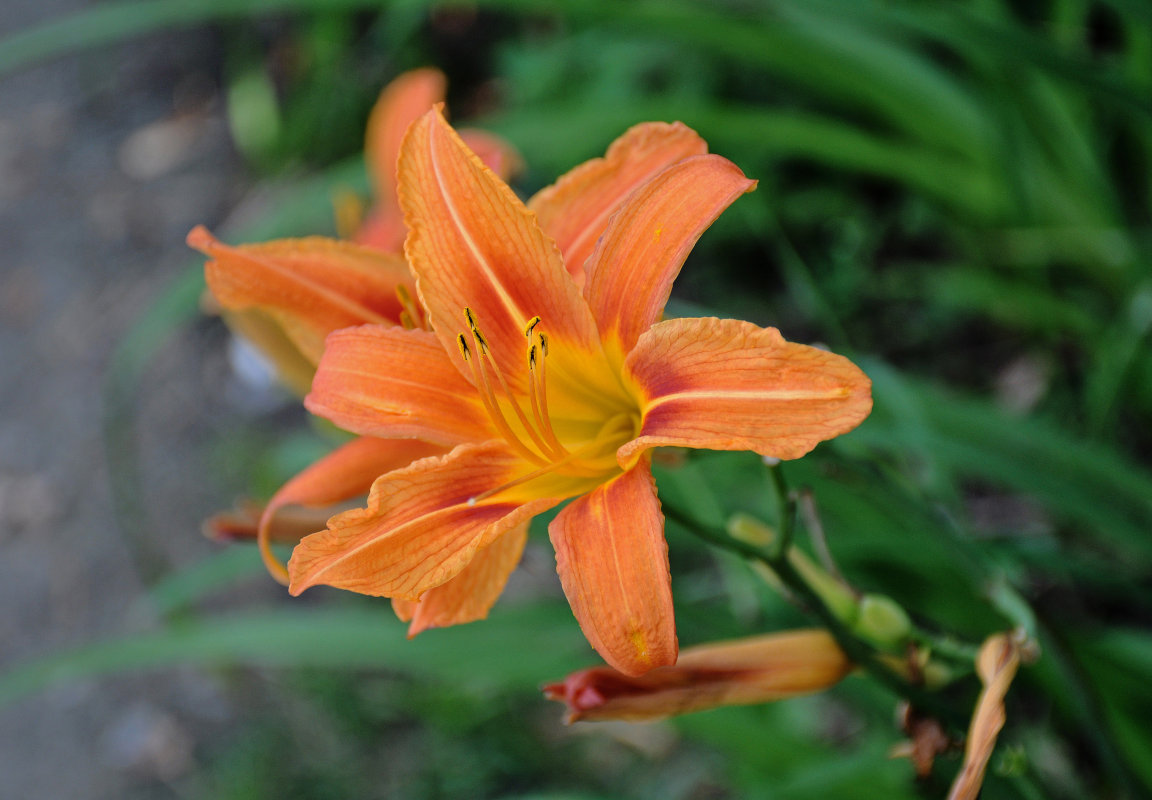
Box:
[543,630,852,723]
[853,593,913,649]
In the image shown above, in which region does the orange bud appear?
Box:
[543,629,852,723]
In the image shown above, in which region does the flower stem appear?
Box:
[663,498,968,728]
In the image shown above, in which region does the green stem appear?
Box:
[662,501,967,728]
[765,461,795,558]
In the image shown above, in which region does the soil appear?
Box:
[0,3,284,796]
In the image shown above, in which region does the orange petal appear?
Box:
[619,317,873,467]
[356,131,521,253]
[528,122,707,285]
[365,68,447,213]
[582,155,756,358]
[306,325,494,446]
[398,105,604,395]
[391,520,528,636]
[460,129,523,182]
[548,459,677,676]
[220,308,318,395]
[188,226,410,363]
[257,436,445,584]
[544,629,851,722]
[288,442,563,599]
[352,207,409,253]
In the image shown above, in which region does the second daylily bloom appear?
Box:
[288,106,872,676]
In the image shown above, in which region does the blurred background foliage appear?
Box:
[3,0,1152,798]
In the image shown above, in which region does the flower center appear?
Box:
[455,309,639,503]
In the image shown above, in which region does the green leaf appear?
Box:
[0,603,587,710]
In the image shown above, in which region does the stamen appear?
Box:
[527,337,570,458]
[396,284,422,329]
[464,309,564,462]
[532,331,567,454]
[524,316,541,338]
[459,328,547,467]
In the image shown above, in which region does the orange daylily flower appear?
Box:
[190,116,725,606]
[285,106,872,676]
[543,630,853,722]
[189,69,522,582]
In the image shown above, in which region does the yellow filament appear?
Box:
[527,338,570,458]
[467,438,606,506]
[396,284,421,329]
[463,340,548,466]
[465,310,564,462]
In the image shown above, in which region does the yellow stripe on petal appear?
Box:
[620,317,872,467]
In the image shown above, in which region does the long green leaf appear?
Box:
[0,604,586,710]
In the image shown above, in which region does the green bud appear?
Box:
[854,594,913,649]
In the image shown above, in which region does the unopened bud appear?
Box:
[544,630,852,723]
[854,594,912,649]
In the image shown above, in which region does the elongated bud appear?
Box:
[543,630,852,723]
[853,593,913,649]
[727,513,859,626]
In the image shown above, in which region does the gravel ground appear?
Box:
[0,3,282,796]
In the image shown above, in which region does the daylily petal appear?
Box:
[619,317,872,467]
[583,155,756,358]
[528,122,707,285]
[365,68,447,214]
[357,129,521,253]
[392,520,529,637]
[306,325,494,446]
[460,129,523,182]
[549,458,676,676]
[353,207,409,253]
[288,442,564,599]
[544,629,851,722]
[220,308,318,395]
[256,436,445,584]
[398,105,604,395]
[189,226,410,363]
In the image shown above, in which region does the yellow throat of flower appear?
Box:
[455,308,640,503]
